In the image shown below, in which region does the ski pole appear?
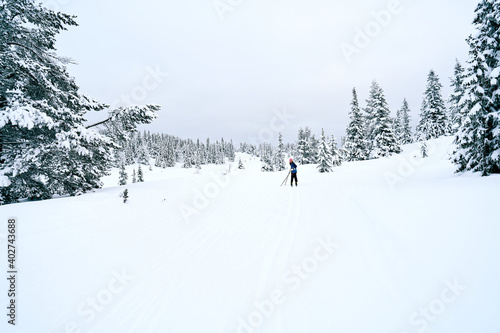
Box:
[281,170,291,186]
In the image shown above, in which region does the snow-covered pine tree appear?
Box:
[309,133,320,164]
[137,165,144,182]
[260,143,274,172]
[0,1,159,203]
[417,70,448,140]
[317,129,333,173]
[122,189,129,203]
[364,81,380,153]
[295,128,305,163]
[118,164,128,186]
[0,1,112,201]
[367,83,401,158]
[238,158,245,170]
[182,140,196,168]
[453,0,500,175]
[275,132,286,171]
[132,169,137,183]
[421,142,428,158]
[344,88,368,161]
[226,139,236,162]
[448,59,466,133]
[296,127,313,164]
[330,135,342,167]
[136,140,151,166]
[395,104,404,144]
[396,99,413,145]
[215,141,225,165]
[183,149,192,169]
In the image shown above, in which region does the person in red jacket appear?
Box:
[289,158,298,187]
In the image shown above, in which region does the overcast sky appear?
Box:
[44,0,478,144]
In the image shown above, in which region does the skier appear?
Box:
[289,158,298,187]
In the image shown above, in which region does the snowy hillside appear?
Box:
[1,137,499,333]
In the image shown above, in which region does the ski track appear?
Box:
[251,186,301,333]
[347,195,416,303]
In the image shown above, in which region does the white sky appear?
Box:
[45,0,478,144]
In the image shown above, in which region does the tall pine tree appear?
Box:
[448,59,467,133]
[317,129,333,173]
[296,127,313,164]
[396,99,413,145]
[453,0,500,175]
[0,0,159,203]
[344,88,368,161]
[364,81,380,153]
[275,132,286,171]
[417,70,448,140]
[330,135,342,167]
[118,163,128,186]
[366,82,401,158]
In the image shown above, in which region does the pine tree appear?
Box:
[364,81,380,153]
[296,127,313,164]
[238,158,245,170]
[182,143,193,168]
[137,165,144,182]
[132,169,137,183]
[0,1,159,203]
[448,59,467,133]
[453,0,500,175]
[417,70,448,140]
[260,143,274,172]
[275,132,286,171]
[345,88,368,161]
[121,189,129,203]
[194,150,202,170]
[118,164,128,186]
[309,134,320,164]
[227,139,236,162]
[136,144,150,166]
[366,82,401,158]
[421,142,428,158]
[317,129,333,173]
[396,99,413,145]
[330,135,342,167]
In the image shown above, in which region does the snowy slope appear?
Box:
[1,137,499,333]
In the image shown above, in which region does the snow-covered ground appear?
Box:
[1,137,499,333]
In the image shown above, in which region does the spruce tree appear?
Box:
[275,132,286,171]
[317,129,333,173]
[137,165,144,182]
[309,133,320,164]
[136,143,150,166]
[238,158,245,170]
[417,70,448,140]
[396,99,413,145]
[345,88,368,161]
[260,143,274,172]
[182,144,193,168]
[132,169,137,183]
[448,59,466,133]
[194,151,202,170]
[453,0,500,175]
[0,1,159,203]
[330,135,342,167]
[364,81,380,153]
[367,83,401,158]
[118,164,128,186]
[122,189,129,203]
[296,127,313,164]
